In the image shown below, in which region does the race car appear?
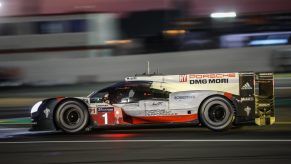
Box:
[30,72,274,133]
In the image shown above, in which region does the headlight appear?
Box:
[31,101,42,114]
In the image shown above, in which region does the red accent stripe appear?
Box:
[56,96,65,102]
[224,92,233,100]
[129,114,198,124]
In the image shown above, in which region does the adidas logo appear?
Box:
[241,82,252,90]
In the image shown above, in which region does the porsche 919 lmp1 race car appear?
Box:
[30,72,274,133]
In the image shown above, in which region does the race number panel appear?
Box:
[96,107,115,125]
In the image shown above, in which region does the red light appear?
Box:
[98,133,138,139]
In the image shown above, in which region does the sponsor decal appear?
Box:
[190,78,229,84]
[240,97,254,102]
[189,73,236,79]
[244,106,251,116]
[43,108,50,119]
[90,107,114,114]
[241,82,252,90]
[97,107,114,112]
[145,109,177,116]
[179,75,188,82]
[187,73,238,85]
[174,95,195,100]
[97,104,109,107]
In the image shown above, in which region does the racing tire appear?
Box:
[199,96,234,131]
[55,100,89,133]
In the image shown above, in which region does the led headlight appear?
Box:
[30,101,42,114]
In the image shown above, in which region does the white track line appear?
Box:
[0,128,29,131]
[1,139,291,144]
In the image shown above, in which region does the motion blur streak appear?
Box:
[2,139,291,144]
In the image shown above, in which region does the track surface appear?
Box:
[0,105,290,164]
[1,124,291,164]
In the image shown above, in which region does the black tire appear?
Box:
[199,96,234,131]
[55,100,89,133]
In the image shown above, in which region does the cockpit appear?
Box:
[88,81,169,104]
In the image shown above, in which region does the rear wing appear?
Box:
[238,72,275,125]
[255,73,275,125]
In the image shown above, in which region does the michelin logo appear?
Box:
[97,107,114,112]
[241,82,252,90]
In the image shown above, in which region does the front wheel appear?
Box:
[55,100,89,133]
[199,96,234,131]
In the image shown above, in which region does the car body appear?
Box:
[30,72,275,133]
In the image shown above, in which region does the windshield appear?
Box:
[88,81,159,104]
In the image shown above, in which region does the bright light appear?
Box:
[249,39,288,46]
[30,101,42,114]
[0,2,2,7]
[105,40,132,45]
[211,12,236,18]
[163,30,186,36]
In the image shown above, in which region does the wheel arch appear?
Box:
[198,94,237,122]
[53,97,91,130]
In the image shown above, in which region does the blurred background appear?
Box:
[0,0,291,106]
[1,2,291,162]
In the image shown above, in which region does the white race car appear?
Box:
[30,72,274,133]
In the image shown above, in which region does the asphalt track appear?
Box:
[1,123,291,164]
[0,106,291,164]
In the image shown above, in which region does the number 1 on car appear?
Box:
[102,113,108,125]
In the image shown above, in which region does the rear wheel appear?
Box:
[199,96,234,131]
[55,100,89,133]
